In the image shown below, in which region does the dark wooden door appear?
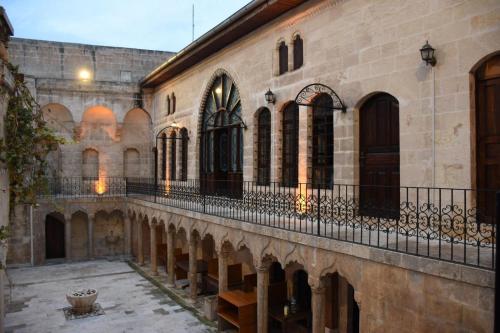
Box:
[359,93,400,217]
[213,128,229,194]
[45,215,65,259]
[476,55,500,222]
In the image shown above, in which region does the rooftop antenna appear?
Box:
[192,3,195,41]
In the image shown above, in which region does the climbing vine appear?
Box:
[0,62,64,216]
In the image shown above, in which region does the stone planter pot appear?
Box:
[66,289,98,314]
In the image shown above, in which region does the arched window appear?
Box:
[282,102,299,187]
[293,34,303,70]
[161,133,167,180]
[172,93,176,114]
[124,148,140,178]
[312,94,334,188]
[180,128,188,181]
[166,95,171,115]
[278,41,288,75]
[169,131,176,180]
[82,148,99,179]
[257,108,271,185]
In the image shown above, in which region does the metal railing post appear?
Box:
[317,186,321,236]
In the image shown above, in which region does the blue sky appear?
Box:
[2,0,250,51]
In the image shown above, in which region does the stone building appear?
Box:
[4,0,500,332]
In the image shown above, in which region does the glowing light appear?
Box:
[78,69,91,81]
[171,121,179,128]
[94,173,107,195]
[215,87,222,94]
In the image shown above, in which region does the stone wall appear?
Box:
[149,0,500,188]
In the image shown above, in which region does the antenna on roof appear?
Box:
[192,3,195,41]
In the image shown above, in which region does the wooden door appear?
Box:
[476,55,500,222]
[359,93,400,217]
[45,215,65,259]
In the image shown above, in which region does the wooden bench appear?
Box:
[204,259,243,294]
[218,289,257,333]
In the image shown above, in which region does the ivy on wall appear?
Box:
[0,62,64,219]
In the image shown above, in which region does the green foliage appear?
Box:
[0,225,8,242]
[0,63,65,214]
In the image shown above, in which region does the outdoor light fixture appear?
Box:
[171,120,179,128]
[265,88,275,104]
[215,87,222,94]
[78,69,91,81]
[420,41,436,67]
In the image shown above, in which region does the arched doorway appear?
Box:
[200,72,245,197]
[475,54,500,222]
[45,213,65,259]
[359,93,400,217]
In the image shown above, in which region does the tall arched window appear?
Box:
[279,41,288,75]
[169,131,176,180]
[172,93,176,114]
[180,128,188,181]
[312,94,334,188]
[82,148,99,179]
[166,95,171,115]
[200,72,244,197]
[293,34,303,70]
[282,102,299,187]
[124,148,140,178]
[161,133,167,180]
[257,108,271,185]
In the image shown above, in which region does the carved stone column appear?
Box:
[64,215,71,261]
[188,235,198,302]
[88,216,94,259]
[218,248,230,293]
[311,284,326,333]
[256,264,270,333]
[124,215,131,255]
[137,220,144,265]
[166,227,176,287]
[150,223,158,275]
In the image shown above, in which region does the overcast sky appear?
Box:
[2,0,250,51]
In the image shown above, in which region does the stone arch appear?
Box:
[41,103,74,139]
[45,212,66,260]
[80,105,118,142]
[70,210,89,260]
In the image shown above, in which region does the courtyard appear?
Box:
[4,260,214,333]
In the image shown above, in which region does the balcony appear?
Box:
[40,177,497,270]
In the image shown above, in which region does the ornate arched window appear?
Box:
[282,102,299,187]
[166,95,171,115]
[161,133,167,180]
[257,108,271,185]
[172,93,176,114]
[293,35,303,70]
[169,131,176,180]
[200,73,244,196]
[312,94,334,188]
[180,128,188,181]
[279,41,288,75]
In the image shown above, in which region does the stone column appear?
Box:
[64,215,71,261]
[137,220,144,265]
[311,285,326,333]
[188,235,198,302]
[166,227,175,287]
[256,265,270,333]
[150,223,158,275]
[88,216,94,258]
[218,248,230,293]
[124,215,132,255]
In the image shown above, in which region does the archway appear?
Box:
[324,273,359,333]
[474,54,500,222]
[359,92,400,218]
[45,212,65,259]
[200,72,245,197]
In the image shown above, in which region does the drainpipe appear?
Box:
[30,204,34,266]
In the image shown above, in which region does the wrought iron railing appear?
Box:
[40,177,127,198]
[40,177,497,270]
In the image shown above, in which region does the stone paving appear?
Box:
[4,260,215,333]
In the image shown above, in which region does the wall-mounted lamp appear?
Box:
[170,121,179,128]
[420,41,436,67]
[78,69,91,81]
[265,88,276,104]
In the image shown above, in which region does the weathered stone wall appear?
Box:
[151,0,500,189]
[128,198,495,333]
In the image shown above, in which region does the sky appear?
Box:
[2,0,250,52]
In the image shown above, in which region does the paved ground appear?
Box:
[4,260,215,333]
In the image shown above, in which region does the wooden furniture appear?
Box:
[174,252,189,280]
[268,305,309,333]
[218,289,257,333]
[242,273,257,292]
[204,259,243,294]
[157,244,167,267]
